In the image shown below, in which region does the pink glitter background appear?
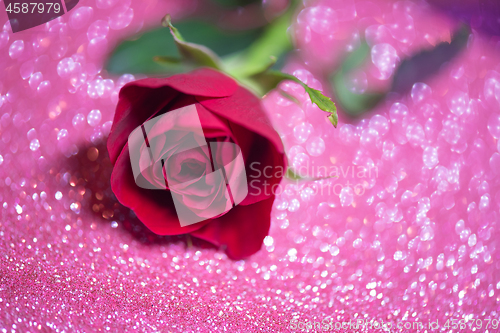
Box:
[1,0,500,332]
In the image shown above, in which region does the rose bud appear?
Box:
[107,68,286,259]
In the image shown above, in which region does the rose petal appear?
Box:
[108,69,237,165]
[121,68,238,98]
[235,128,286,205]
[183,185,231,219]
[167,145,211,184]
[196,103,233,139]
[197,86,283,153]
[111,144,210,235]
[180,172,227,210]
[198,87,286,205]
[190,196,275,259]
[108,87,180,164]
[137,141,168,189]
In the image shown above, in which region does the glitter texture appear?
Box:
[1,0,500,332]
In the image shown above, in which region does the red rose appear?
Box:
[107,68,286,259]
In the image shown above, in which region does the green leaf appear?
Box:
[153,56,183,64]
[341,42,370,73]
[278,90,300,106]
[329,41,385,116]
[251,70,338,127]
[330,71,385,117]
[285,168,302,180]
[162,14,223,70]
[105,28,185,75]
[327,113,338,128]
[246,70,283,95]
[391,24,470,94]
[105,19,262,74]
[306,87,338,127]
[224,10,293,78]
[330,25,470,117]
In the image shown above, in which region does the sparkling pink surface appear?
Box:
[1,0,500,332]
